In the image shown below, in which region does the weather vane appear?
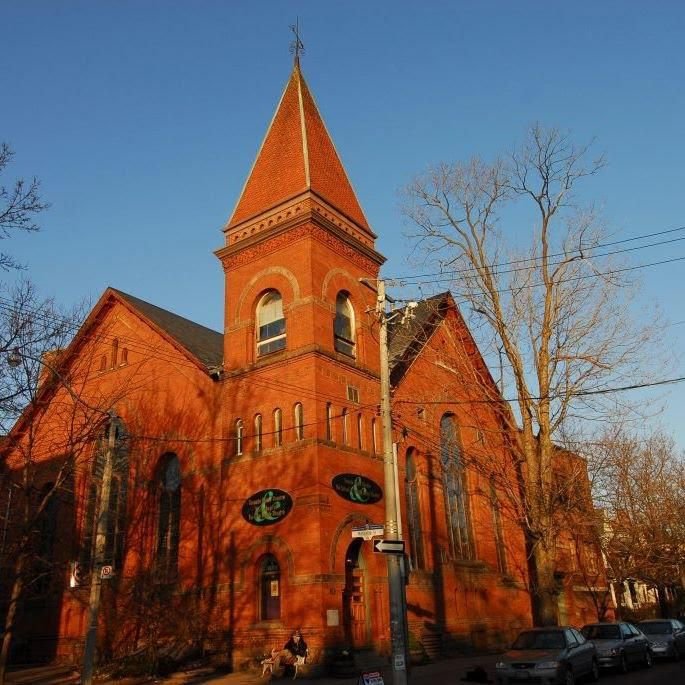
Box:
[289,19,305,66]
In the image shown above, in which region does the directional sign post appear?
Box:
[373,539,405,555]
[352,523,384,541]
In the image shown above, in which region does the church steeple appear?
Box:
[226,64,372,235]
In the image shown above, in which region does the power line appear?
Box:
[392,255,685,301]
[395,374,685,406]
[385,224,685,282]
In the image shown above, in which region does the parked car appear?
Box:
[580,621,652,672]
[495,626,598,685]
[638,618,685,659]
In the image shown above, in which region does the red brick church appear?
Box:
[0,58,604,669]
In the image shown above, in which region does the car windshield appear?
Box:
[640,622,672,635]
[582,625,620,640]
[512,630,566,650]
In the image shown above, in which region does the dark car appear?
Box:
[581,621,652,672]
[638,618,685,659]
[495,626,598,685]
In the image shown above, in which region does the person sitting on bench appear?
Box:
[264,630,308,678]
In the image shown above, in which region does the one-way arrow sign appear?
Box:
[373,539,405,554]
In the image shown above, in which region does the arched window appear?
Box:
[254,414,263,452]
[357,413,364,450]
[235,419,244,456]
[258,553,281,620]
[341,408,348,445]
[334,292,355,356]
[99,355,107,372]
[371,418,378,454]
[326,403,333,441]
[273,408,282,447]
[111,338,119,369]
[156,454,181,581]
[81,418,129,571]
[405,449,425,570]
[257,291,286,356]
[120,348,128,366]
[34,482,59,596]
[490,477,507,574]
[294,403,304,441]
[440,414,473,560]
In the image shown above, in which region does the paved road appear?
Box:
[597,658,685,684]
[157,653,685,685]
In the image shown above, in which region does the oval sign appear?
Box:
[242,489,293,526]
[332,474,382,505]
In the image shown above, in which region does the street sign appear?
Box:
[373,539,405,554]
[358,671,384,685]
[100,565,114,579]
[352,523,384,540]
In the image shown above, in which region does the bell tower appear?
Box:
[215,61,385,375]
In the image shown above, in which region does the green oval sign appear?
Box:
[242,489,293,526]
[332,474,382,504]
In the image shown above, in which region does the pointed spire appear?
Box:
[227,64,371,233]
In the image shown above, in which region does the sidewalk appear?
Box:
[156,654,503,685]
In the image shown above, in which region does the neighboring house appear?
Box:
[0,60,604,668]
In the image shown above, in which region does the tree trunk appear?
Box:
[0,551,28,685]
[529,543,559,626]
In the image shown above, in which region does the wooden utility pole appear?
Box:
[81,417,116,685]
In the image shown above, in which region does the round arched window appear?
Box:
[257,291,286,356]
[334,292,355,356]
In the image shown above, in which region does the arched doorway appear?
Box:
[343,538,370,648]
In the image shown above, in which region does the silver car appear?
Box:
[495,627,599,685]
[581,621,652,672]
[638,618,685,659]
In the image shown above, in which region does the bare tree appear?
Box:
[402,124,662,625]
[0,283,139,683]
[0,143,49,271]
[587,428,685,618]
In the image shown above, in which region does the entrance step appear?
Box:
[6,664,79,684]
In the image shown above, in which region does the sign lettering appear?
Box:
[241,489,293,526]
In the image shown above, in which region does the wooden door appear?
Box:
[343,540,369,648]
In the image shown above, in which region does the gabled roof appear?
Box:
[112,290,223,370]
[388,292,450,385]
[227,63,371,233]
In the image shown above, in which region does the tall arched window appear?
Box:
[341,408,349,445]
[254,414,263,452]
[334,292,355,356]
[273,408,282,447]
[81,418,129,571]
[294,403,304,441]
[440,414,473,560]
[235,419,244,456]
[405,449,425,570]
[258,554,281,620]
[371,418,378,454]
[111,338,119,369]
[35,482,59,596]
[257,291,286,356]
[156,453,181,581]
[357,413,364,450]
[326,403,333,441]
[490,476,507,574]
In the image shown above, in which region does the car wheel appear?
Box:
[643,648,653,668]
[563,666,575,685]
[618,653,628,674]
[589,658,599,682]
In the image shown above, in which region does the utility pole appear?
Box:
[376,279,409,685]
[81,416,116,685]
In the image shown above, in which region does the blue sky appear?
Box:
[3,1,684,446]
